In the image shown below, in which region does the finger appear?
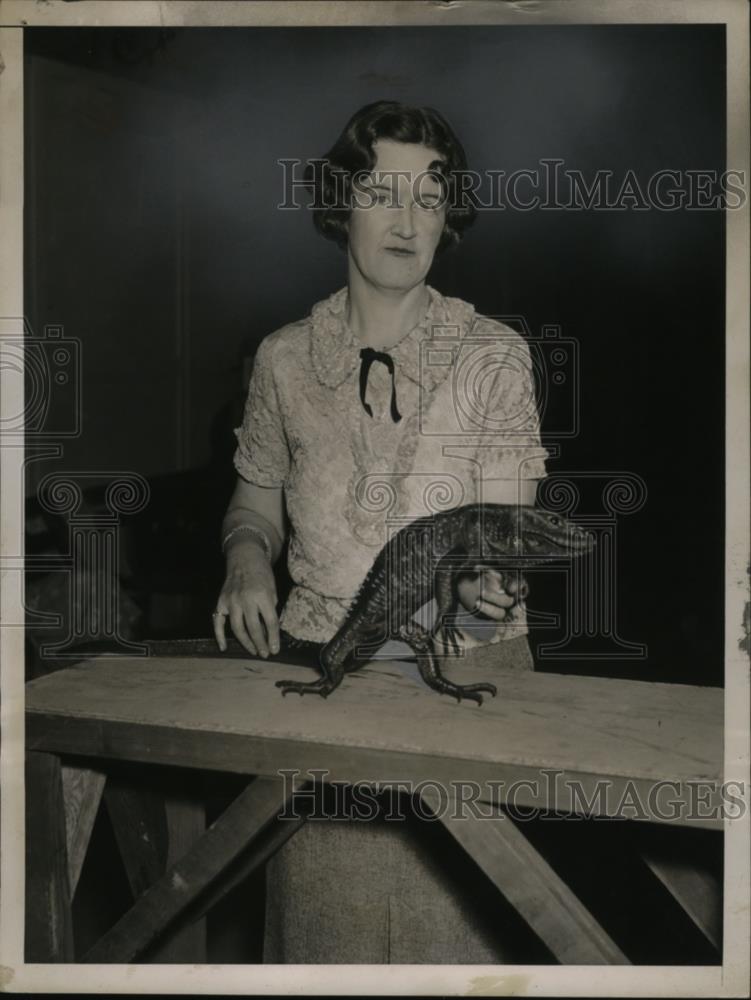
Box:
[478,577,514,609]
[480,568,505,591]
[228,606,259,656]
[245,606,270,658]
[213,611,228,652]
[479,591,514,610]
[504,574,529,601]
[258,595,280,656]
[474,598,507,621]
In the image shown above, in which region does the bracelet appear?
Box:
[221,524,272,561]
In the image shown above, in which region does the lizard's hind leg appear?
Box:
[275,644,346,699]
[397,624,497,706]
[433,563,463,658]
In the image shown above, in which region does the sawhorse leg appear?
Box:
[62,762,107,898]
[84,774,305,963]
[422,789,629,964]
[26,751,75,962]
[641,850,721,951]
[28,756,306,963]
[104,772,207,962]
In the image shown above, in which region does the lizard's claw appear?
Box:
[453,682,498,706]
[459,691,480,706]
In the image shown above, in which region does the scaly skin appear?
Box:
[276,503,593,705]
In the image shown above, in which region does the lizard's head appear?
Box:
[475,504,594,560]
[517,506,594,557]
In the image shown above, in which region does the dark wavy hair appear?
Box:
[307,100,477,256]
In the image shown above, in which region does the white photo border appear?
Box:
[0,1,748,995]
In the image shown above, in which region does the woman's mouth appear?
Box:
[384,246,416,257]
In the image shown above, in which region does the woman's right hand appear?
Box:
[214,539,280,658]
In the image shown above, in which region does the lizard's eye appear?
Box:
[550,516,560,526]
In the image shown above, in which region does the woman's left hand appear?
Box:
[456,565,529,622]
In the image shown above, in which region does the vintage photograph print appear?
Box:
[0,1,748,996]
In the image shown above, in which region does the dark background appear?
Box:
[22,25,727,966]
[24,24,726,688]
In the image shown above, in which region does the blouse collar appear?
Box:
[309,284,475,393]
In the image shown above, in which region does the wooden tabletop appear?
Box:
[26,655,724,827]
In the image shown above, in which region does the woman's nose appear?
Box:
[391,203,417,239]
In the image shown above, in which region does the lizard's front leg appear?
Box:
[398,623,497,706]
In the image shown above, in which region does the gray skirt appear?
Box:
[263,636,536,964]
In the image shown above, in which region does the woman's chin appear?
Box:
[370,264,429,292]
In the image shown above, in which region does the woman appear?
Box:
[214,101,549,962]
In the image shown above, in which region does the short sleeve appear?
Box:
[233,337,291,487]
[472,333,549,482]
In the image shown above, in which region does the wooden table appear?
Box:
[24,652,724,965]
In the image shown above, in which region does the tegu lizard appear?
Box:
[276,503,593,705]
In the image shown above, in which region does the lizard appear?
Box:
[276,503,594,705]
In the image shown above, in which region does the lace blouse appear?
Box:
[233,285,549,645]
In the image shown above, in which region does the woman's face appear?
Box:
[346,139,448,293]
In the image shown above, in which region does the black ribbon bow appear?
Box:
[358,347,402,423]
